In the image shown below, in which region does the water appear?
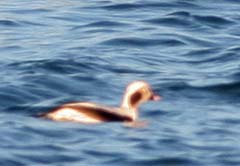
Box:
[1,0,240,165]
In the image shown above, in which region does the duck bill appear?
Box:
[150,94,161,101]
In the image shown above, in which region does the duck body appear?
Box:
[44,102,133,124]
[42,81,161,124]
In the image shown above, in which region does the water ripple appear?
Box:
[0,20,20,27]
[101,37,185,47]
[72,20,129,30]
[193,15,235,28]
[102,1,201,10]
[1,0,240,166]
[102,3,141,10]
[131,157,199,166]
[144,16,194,28]
[10,8,52,14]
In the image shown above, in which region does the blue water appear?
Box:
[1,0,240,165]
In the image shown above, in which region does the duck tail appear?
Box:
[34,112,48,118]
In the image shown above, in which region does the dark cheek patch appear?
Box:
[130,92,142,106]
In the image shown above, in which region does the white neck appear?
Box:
[121,95,138,121]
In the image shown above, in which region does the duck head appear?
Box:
[121,81,161,120]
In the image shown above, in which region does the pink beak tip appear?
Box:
[151,94,161,101]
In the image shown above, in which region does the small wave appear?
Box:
[186,48,239,65]
[131,157,198,166]
[0,159,24,166]
[7,59,98,74]
[83,149,126,159]
[11,8,52,14]
[101,37,185,47]
[21,21,46,27]
[102,3,140,10]
[151,33,216,47]
[0,20,21,27]
[204,81,240,93]
[0,19,43,28]
[16,153,79,164]
[226,46,240,52]
[178,34,216,47]
[144,17,194,28]
[216,153,240,166]
[175,1,202,8]
[47,15,82,23]
[145,12,235,30]
[102,1,201,11]
[218,118,240,125]
[183,48,220,57]
[83,21,129,27]
[0,45,22,52]
[72,20,129,30]
[193,15,235,27]
[180,48,229,64]
[0,91,26,107]
[162,81,192,91]
[167,11,191,17]
[161,80,240,96]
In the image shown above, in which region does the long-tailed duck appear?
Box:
[41,81,161,124]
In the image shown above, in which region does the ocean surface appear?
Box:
[1,0,240,165]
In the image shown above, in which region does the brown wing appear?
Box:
[43,103,133,122]
[64,105,133,122]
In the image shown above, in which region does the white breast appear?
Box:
[48,108,102,124]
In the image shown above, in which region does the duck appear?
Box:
[41,81,161,124]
